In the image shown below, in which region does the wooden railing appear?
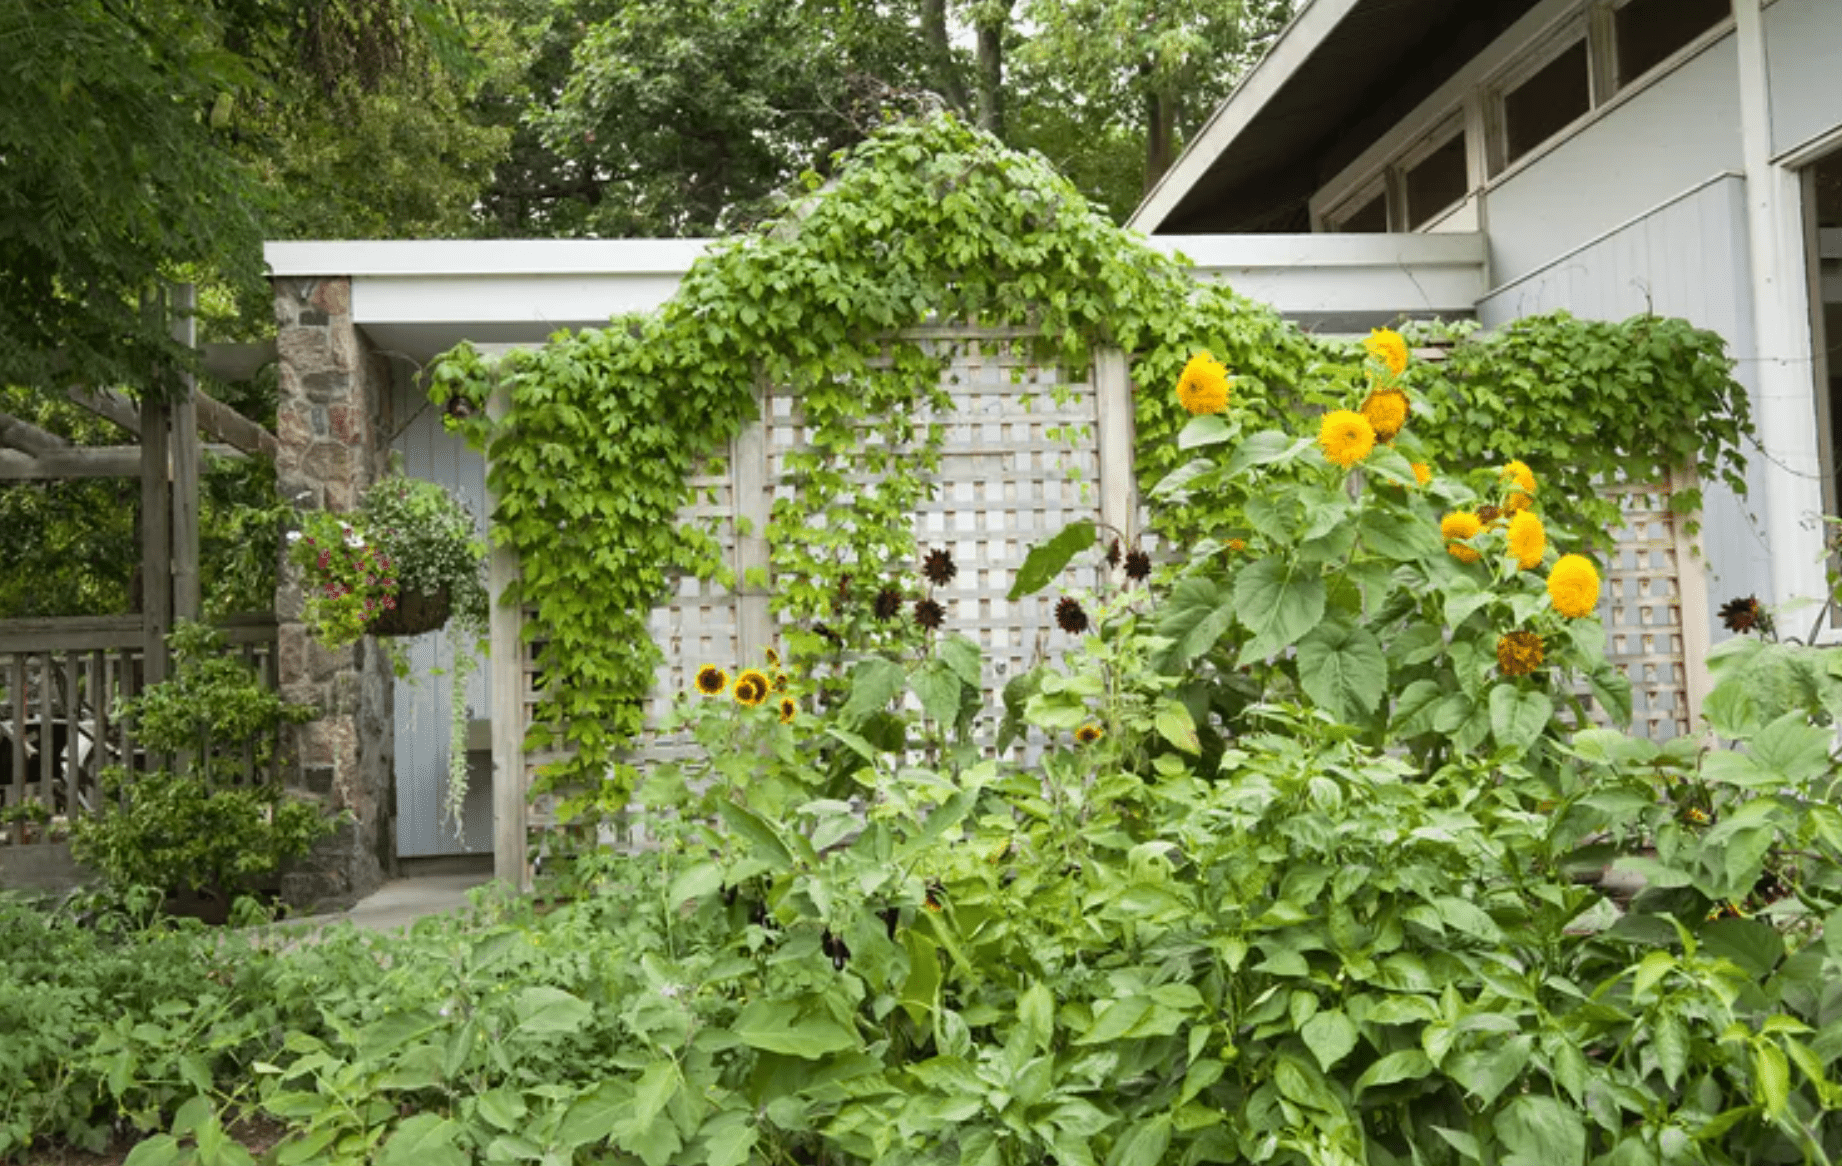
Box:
[0,614,279,847]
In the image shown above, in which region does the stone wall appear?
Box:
[272,277,396,907]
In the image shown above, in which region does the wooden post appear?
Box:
[1671,467,1714,734]
[486,377,529,891]
[732,381,772,663]
[140,394,171,687]
[169,284,201,623]
[1094,348,1138,544]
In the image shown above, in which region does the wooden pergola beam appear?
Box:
[0,414,71,456]
[59,383,277,458]
[64,386,141,436]
[0,443,243,480]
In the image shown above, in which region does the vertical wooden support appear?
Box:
[7,655,20,833]
[37,654,53,817]
[1671,467,1714,734]
[169,284,201,624]
[732,382,773,663]
[65,650,81,806]
[1094,348,1138,544]
[140,396,171,687]
[486,378,529,890]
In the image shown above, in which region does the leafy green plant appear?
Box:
[70,622,332,902]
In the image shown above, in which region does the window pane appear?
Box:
[1405,134,1467,229]
[1616,0,1729,86]
[1504,40,1590,164]
[1336,192,1388,233]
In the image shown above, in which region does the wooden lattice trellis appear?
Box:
[486,335,1713,884]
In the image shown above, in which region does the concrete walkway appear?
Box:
[306,872,496,932]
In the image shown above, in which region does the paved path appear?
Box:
[303,872,496,932]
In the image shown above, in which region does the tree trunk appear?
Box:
[1143,83,1179,193]
[920,0,969,113]
[974,4,1010,139]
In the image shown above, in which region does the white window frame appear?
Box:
[1397,113,1470,230]
[1486,12,1592,175]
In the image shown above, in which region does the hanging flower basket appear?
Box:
[365,586,452,638]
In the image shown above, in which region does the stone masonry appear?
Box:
[272,277,396,907]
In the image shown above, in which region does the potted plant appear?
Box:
[287,470,489,839]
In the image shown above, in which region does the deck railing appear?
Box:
[0,614,279,847]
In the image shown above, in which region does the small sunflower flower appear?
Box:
[764,646,781,667]
[734,670,770,707]
[1547,554,1601,619]
[1507,510,1545,570]
[694,665,728,696]
[1441,511,1483,563]
[1496,631,1545,676]
[1227,538,1247,552]
[1124,549,1152,582]
[1411,462,1432,487]
[1505,490,1534,514]
[778,697,797,724]
[1176,351,1232,416]
[1719,595,1773,636]
[1054,596,1090,634]
[1364,328,1409,377]
[1075,723,1104,744]
[873,587,904,621]
[1318,410,1376,469]
[913,598,946,630]
[1105,540,1122,568]
[922,547,958,586]
[1500,460,1537,496]
[1359,389,1410,442]
[772,672,790,692]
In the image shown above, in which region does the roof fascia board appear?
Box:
[264,239,713,278]
[1127,0,1364,234]
[1148,232,1486,267]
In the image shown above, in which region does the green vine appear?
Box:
[428,112,1756,806]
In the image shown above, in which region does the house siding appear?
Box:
[1482,33,1744,288]
[1478,173,1771,635]
[1766,0,1842,157]
[388,376,494,858]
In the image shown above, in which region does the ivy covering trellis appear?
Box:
[429,113,1753,801]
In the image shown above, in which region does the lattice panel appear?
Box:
[765,330,1102,739]
[1589,483,1694,740]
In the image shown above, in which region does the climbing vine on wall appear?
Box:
[429,112,1756,801]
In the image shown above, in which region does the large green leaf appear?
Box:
[1154,575,1236,666]
[1177,415,1233,450]
[1300,1010,1359,1072]
[1234,558,1326,663]
[1489,684,1552,755]
[732,1001,860,1058]
[1223,429,1311,477]
[514,987,591,1036]
[376,1115,467,1166]
[842,658,907,721]
[1105,1115,1172,1166]
[910,660,964,726]
[1008,520,1097,600]
[1297,620,1386,721]
[1493,1096,1585,1166]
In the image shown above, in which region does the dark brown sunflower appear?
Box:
[1124,549,1152,582]
[1719,595,1773,636]
[913,598,946,630]
[1075,723,1104,744]
[922,547,957,587]
[1495,631,1545,677]
[1055,596,1090,634]
[1105,539,1122,568]
[778,697,797,724]
[873,587,903,621]
[1477,504,1502,526]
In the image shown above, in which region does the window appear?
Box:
[1614,0,1730,87]
[1404,132,1468,229]
[1503,40,1591,164]
[1335,190,1389,233]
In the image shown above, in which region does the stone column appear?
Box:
[272,277,396,907]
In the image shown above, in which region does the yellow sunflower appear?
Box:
[1505,490,1534,513]
[733,669,770,707]
[1227,538,1247,552]
[764,646,781,667]
[694,665,728,696]
[1359,389,1410,442]
[772,672,790,692]
[1500,460,1537,496]
[1548,555,1601,619]
[1496,631,1545,677]
[1506,510,1546,570]
[1318,410,1377,469]
[1364,328,1410,377]
[1075,723,1104,744]
[1175,351,1231,416]
[778,697,797,724]
[1411,462,1433,487]
[1441,511,1483,563]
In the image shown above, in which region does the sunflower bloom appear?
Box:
[1505,490,1534,513]
[1500,460,1537,495]
[1318,410,1376,469]
[694,665,728,696]
[1176,351,1231,416]
[1507,510,1546,570]
[1360,389,1410,442]
[778,697,797,724]
[1548,554,1601,619]
[1496,631,1545,677]
[734,669,770,707]
[1075,723,1104,744]
[1411,462,1432,487]
[764,647,781,668]
[1364,329,1409,377]
[1441,511,1483,563]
